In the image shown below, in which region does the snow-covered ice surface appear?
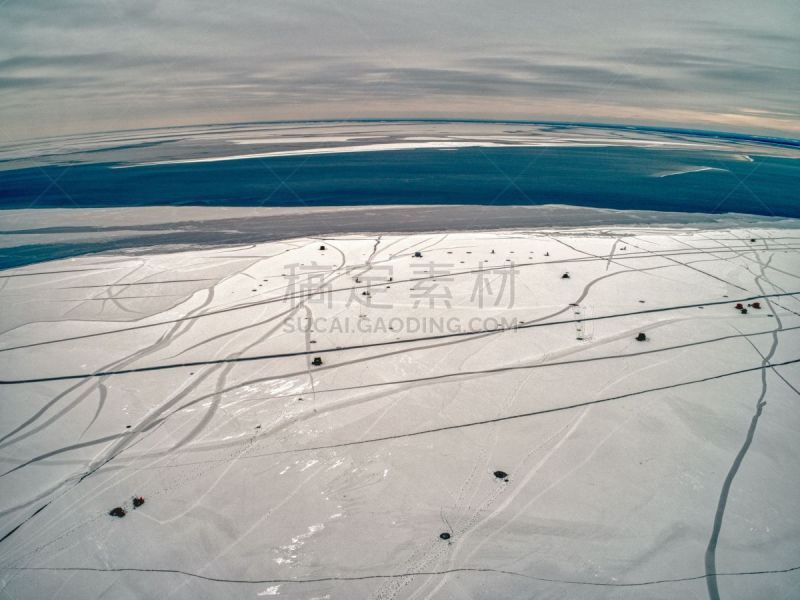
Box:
[1,225,799,599]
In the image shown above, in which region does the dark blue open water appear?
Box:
[1,146,797,217]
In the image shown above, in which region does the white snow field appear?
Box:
[0,226,799,599]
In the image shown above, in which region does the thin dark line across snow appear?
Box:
[8,563,800,588]
[2,244,795,354]
[1,291,797,385]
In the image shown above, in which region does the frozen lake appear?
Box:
[1,225,798,599]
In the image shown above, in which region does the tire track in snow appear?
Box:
[4,290,797,385]
[164,358,800,465]
[4,243,796,353]
[7,325,796,479]
[7,563,799,588]
[703,252,786,600]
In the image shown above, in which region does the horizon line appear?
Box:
[8,118,800,150]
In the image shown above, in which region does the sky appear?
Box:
[0,0,798,142]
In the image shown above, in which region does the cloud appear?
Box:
[0,0,797,140]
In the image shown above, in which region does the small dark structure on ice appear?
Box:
[751,301,761,309]
[311,357,323,366]
[635,332,647,342]
[109,507,126,518]
[561,272,570,279]
[735,303,744,310]
[493,470,509,481]
[741,308,748,314]
[133,496,145,508]
[319,245,326,251]
[439,532,451,540]
[414,251,423,258]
